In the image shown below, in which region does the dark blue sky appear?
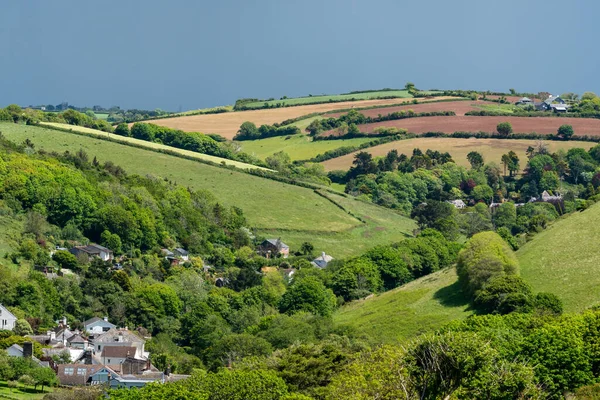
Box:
[2,0,598,111]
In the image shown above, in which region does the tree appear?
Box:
[300,242,314,256]
[18,374,35,390]
[466,151,484,170]
[349,152,376,178]
[130,123,154,141]
[13,320,33,336]
[279,277,336,317]
[558,124,574,139]
[114,123,130,137]
[235,121,259,140]
[456,231,519,296]
[471,184,494,204]
[539,171,560,192]
[31,367,58,391]
[496,122,513,136]
[474,275,533,314]
[582,91,598,101]
[100,230,122,254]
[207,333,272,370]
[493,202,516,230]
[347,123,360,136]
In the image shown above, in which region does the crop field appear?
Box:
[239,89,414,109]
[326,100,496,118]
[143,97,454,139]
[322,137,596,170]
[322,116,600,137]
[334,267,472,344]
[0,123,415,257]
[519,202,600,312]
[238,134,374,161]
[39,122,267,171]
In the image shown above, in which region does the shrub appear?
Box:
[496,122,513,136]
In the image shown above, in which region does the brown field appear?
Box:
[139,97,456,139]
[322,137,597,171]
[326,100,498,118]
[322,116,600,137]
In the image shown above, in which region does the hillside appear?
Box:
[322,137,597,170]
[0,122,415,258]
[333,268,472,343]
[518,202,600,312]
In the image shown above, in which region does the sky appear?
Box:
[1,0,599,111]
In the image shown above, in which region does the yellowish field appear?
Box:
[322,137,597,170]
[40,123,270,171]
[142,97,458,139]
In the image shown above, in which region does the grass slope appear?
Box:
[0,380,51,399]
[334,268,471,344]
[238,134,374,161]
[40,122,267,171]
[0,123,414,257]
[241,90,414,109]
[0,214,22,272]
[322,137,596,170]
[518,202,600,312]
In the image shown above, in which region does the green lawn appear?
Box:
[0,381,52,399]
[238,134,373,161]
[518,202,600,312]
[474,103,518,113]
[93,113,109,120]
[40,122,267,171]
[241,90,414,109]
[0,123,414,258]
[334,268,472,344]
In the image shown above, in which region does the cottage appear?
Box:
[259,239,290,258]
[0,304,17,331]
[541,190,562,202]
[93,328,147,360]
[67,334,89,350]
[84,316,116,335]
[311,252,334,269]
[7,343,48,367]
[100,346,137,365]
[173,248,189,261]
[447,199,466,209]
[535,95,568,112]
[515,97,533,106]
[70,244,113,262]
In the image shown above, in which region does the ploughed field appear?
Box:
[321,116,600,136]
[322,137,596,170]
[140,97,457,139]
[326,100,498,118]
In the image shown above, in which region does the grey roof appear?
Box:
[312,253,334,269]
[174,248,188,255]
[264,239,289,249]
[94,328,145,344]
[83,317,115,328]
[71,244,112,255]
[67,334,87,344]
[7,344,46,367]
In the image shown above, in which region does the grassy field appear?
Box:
[474,103,518,113]
[238,134,374,161]
[240,90,414,109]
[333,268,472,343]
[39,122,268,171]
[93,112,109,120]
[0,123,415,257]
[0,380,51,399]
[518,202,600,312]
[322,137,597,170]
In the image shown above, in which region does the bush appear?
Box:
[474,275,533,314]
[496,122,513,136]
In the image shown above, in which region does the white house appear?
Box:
[69,244,113,262]
[0,304,17,331]
[83,317,116,335]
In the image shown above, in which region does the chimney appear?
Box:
[84,350,93,365]
[47,330,56,341]
[22,342,33,359]
[103,316,108,322]
[62,316,67,326]
[322,251,326,259]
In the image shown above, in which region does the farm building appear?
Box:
[259,239,290,258]
[70,244,113,262]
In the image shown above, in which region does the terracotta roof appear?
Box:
[101,346,136,358]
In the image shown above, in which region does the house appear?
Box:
[311,252,334,269]
[541,190,563,202]
[551,104,568,113]
[515,97,533,106]
[259,239,290,258]
[215,277,229,288]
[93,328,147,360]
[57,364,106,386]
[0,304,17,331]
[173,248,189,261]
[535,95,568,112]
[100,346,137,365]
[83,316,116,335]
[67,334,88,350]
[447,199,466,209]
[7,343,49,367]
[70,244,113,262]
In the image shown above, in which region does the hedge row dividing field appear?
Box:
[322,137,597,170]
[321,115,600,137]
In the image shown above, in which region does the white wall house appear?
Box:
[83,316,116,335]
[0,304,17,331]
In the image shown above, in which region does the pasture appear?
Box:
[519,202,600,312]
[93,112,109,120]
[324,115,600,136]
[238,134,374,161]
[322,137,596,170]
[0,123,415,257]
[39,122,267,171]
[239,89,414,109]
[143,97,453,139]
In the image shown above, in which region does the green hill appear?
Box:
[518,202,600,312]
[0,123,415,258]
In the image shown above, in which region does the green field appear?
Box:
[238,134,374,161]
[474,103,518,113]
[0,123,415,257]
[519,202,600,312]
[40,122,268,171]
[93,113,109,120]
[334,268,471,343]
[241,90,414,109]
[0,381,51,399]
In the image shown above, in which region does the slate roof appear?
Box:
[83,317,115,328]
[101,346,136,359]
[94,328,145,344]
[264,239,289,249]
[312,253,334,269]
[174,248,188,256]
[67,334,87,344]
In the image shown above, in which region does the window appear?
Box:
[64,368,74,376]
[103,327,110,332]
[77,368,87,376]
[97,345,102,351]
[108,359,111,364]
